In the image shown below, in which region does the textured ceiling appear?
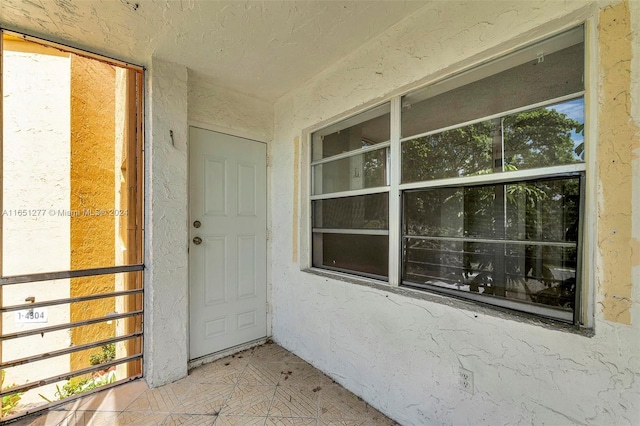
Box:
[0,0,426,101]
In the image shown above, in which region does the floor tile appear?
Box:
[238,362,283,386]
[160,413,217,425]
[125,381,191,412]
[265,417,317,425]
[318,385,369,420]
[176,383,234,415]
[9,343,398,426]
[76,380,149,412]
[366,407,400,425]
[112,411,170,425]
[268,386,319,418]
[186,357,247,385]
[274,361,321,388]
[8,410,71,426]
[57,410,121,425]
[250,343,292,363]
[215,415,267,425]
[219,384,277,417]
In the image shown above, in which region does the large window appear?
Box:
[311,104,391,279]
[310,27,585,323]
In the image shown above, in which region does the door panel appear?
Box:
[189,127,267,360]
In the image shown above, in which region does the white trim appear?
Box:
[388,97,402,286]
[311,141,390,166]
[399,164,585,191]
[310,186,389,201]
[400,92,585,142]
[301,131,313,270]
[580,17,598,328]
[313,228,389,236]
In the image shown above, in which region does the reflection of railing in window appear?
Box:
[402,174,581,318]
[403,236,577,310]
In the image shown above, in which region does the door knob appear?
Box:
[193,220,201,228]
[193,236,202,245]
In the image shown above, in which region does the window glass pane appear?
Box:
[505,178,580,242]
[313,193,388,230]
[2,34,143,276]
[312,103,390,161]
[504,98,585,170]
[402,176,580,317]
[313,148,387,195]
[401,120,494,183]
[405,177,580,241]
[403,239,576,311]
[404,186,495,239]
[313,233,389,278]
[401,35,583,138]
[401,97,585,184]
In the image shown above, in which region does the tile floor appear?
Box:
[11,342,398,426]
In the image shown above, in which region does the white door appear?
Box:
[189,127,267,360]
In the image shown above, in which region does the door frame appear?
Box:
[186,120,272,365]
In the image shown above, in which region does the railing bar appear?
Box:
[0,353,143,396]
[403,235,577,247]
[1,289,143,312]
[1,332,143,368]
[0,310,143,340]
[0,264,144,286]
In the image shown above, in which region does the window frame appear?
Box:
[303,23,593,328]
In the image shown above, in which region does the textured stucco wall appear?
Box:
[188,71,274,143]
[144,57,189,387]
[69,54,117,370]
[1,43,71,405]
[596,1,640,325]
[271,1,640,425]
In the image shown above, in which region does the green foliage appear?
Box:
[402,121,494,182]
[1,370,23,418]
[40,370,117,402]
[39,343,117,403]
[402,105,583,184]
[89,343,116,366]
[503,108,580,169]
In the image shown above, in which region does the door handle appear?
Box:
[193,236,202,245]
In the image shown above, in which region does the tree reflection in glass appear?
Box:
[401,97,584,313]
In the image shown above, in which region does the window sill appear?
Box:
[303,267,594,337]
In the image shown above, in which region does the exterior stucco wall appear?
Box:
[271,1,640,425]
[143,62,274,387]
[144,57,189,387]
[69,53,117,371]
[188,72,274,143]
[1,45,71,405]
